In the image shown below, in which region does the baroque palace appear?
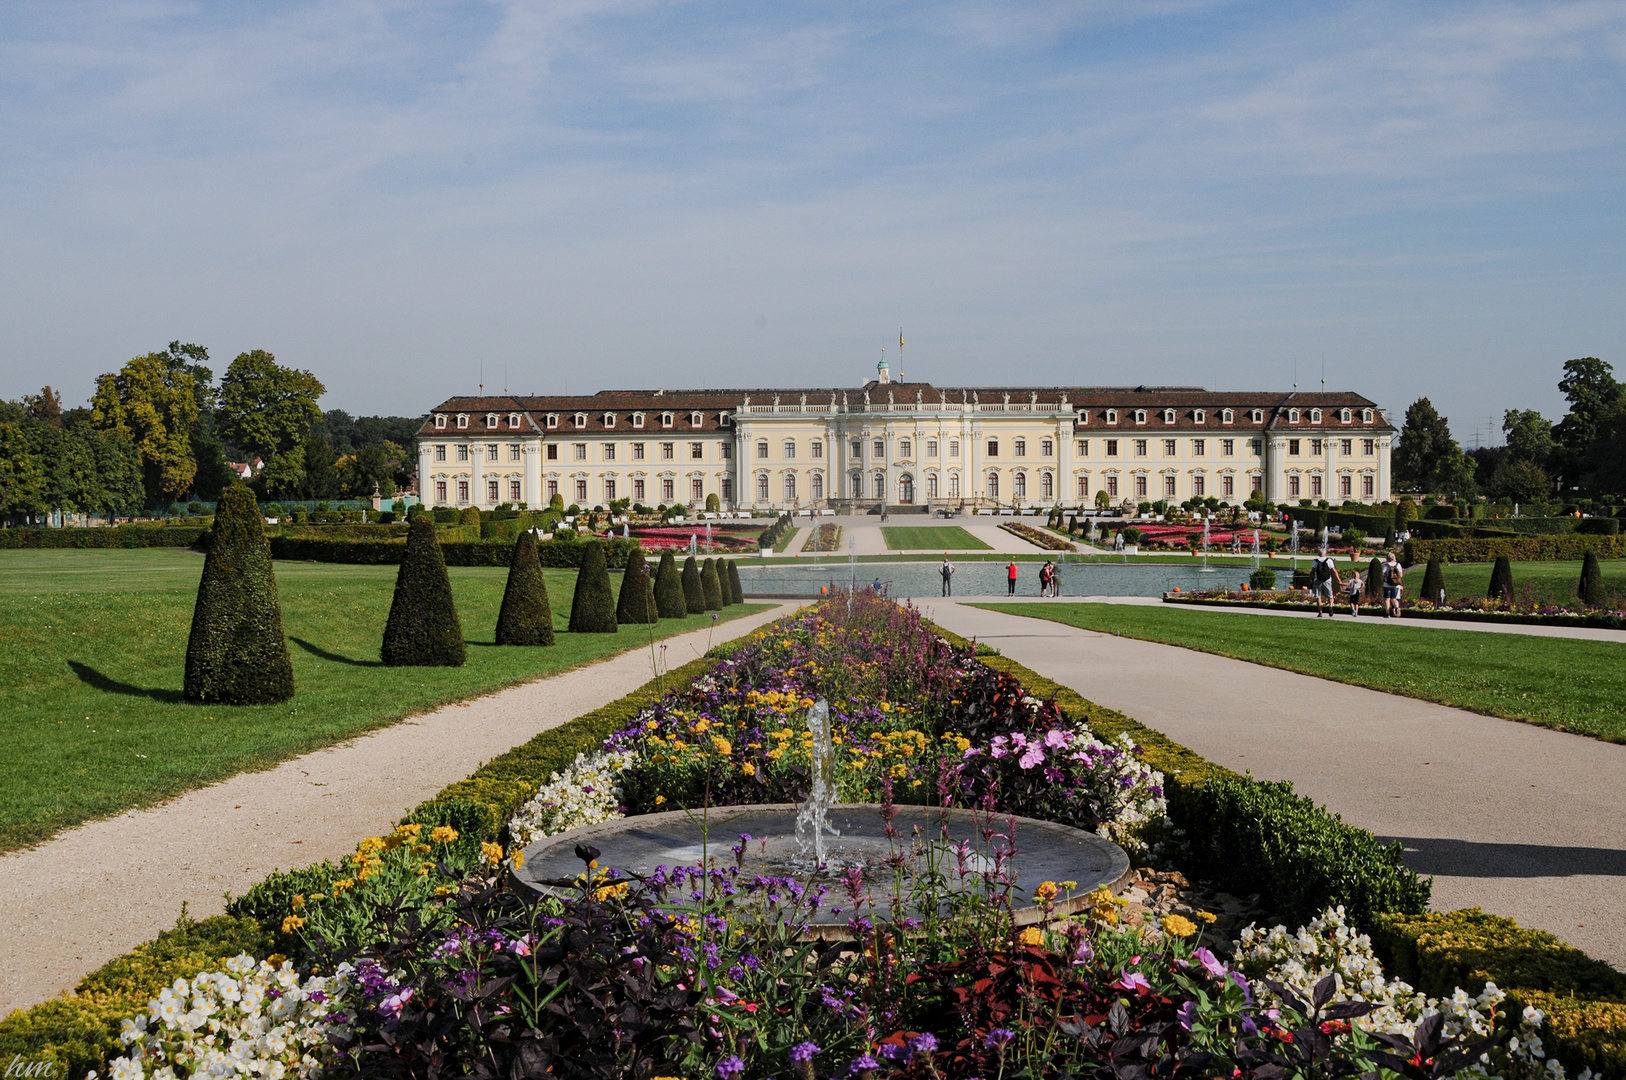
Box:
[415,362,1394,513]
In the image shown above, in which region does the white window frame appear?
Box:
[1163,409,1175,424]
[1221,409,1233,424]
[1194,409,1205,424]
[1134,410,1147,425]
[487,413,498,428]
[574,412,587,429]
[457,414,468,429]
[632,412,645,428]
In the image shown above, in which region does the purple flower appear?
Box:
[1177,1000,1199,1031]
[717,1056,746,1079]
[1116,971,1151,994]
[1193,946,1226,979]
[378,987,414,1018]
[848,1053,881,1074]
[907,1032,939,1059]
[984,1028,1015,1049]
[1018,743,1046,769]
[790,1041,819,1062]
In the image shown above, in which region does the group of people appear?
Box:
[1308,546,1406,618]
[935,557,1063,597]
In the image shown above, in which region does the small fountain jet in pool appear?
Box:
[794,698,840,864]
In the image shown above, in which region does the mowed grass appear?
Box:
[1405,558,1626,608]
[0,549,769,852]
[976,601,1626,743]
[882,526,992,551]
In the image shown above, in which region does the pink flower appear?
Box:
[1043,728,1071,749]
[1116,971,1151,994]
[989,736,1010,759]
[1193,947,1226,979]
[379,987,415,1018]
[1018,743,1046,770]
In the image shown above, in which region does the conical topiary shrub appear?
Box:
[1579,550,1605,607]
[495,531,555,646]
[1487,555,1514,603]
[184,485,294,704]
[1366,557,1384,607]
[655,550,688,618]
[569,540,618,633]
[726,560,743,605]
[616,549,658,624]
[1420,557,1446,606]
[681,556,705,613]
[701,558,724,611]
[382,513,467,666]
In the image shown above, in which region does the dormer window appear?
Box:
[719,412,732,427]
[1288,409,1300,424]
[1362,408,1374,423]
[690,411,703,427]
[456,414,468,429]
[1221,409,1233,424]
[661,412,674,428]
[632,412,645,428]
[603,413,616,428]
[435,414,447,429]
[1251,409,1264,423]
[1075,410,1088,426]
[1163,409,1176,424]
[1339,408,1351,423]
[509,413,521,428]
[574,412,587,429]
[487,413,498,428]
[1310,408,1322,423]
[1105,409,1118,425]
[1194,409,1205,424]
[546,413,559,429]
[1133,410,1147,425]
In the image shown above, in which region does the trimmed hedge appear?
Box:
[700,557,725,610]
[0,525,208,549]
[494,531,555,646]
[1404,534,1626,565]
[266,535,643,567]
[614,549,658,625]
[1288,508,1394,534]
[727,560,744,605]
[654,550,688,618]
[681,556,705,612]
[380,514,466,666]
[567,541,617,634]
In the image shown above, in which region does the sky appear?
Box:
[2,0,1623,446]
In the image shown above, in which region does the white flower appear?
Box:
[508,750,635,846]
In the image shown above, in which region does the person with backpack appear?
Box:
[1383,551,1404,617]
[940,555,955,597]
[1006,560,1019,597]
[1310,546,1341,617]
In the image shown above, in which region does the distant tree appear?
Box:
[700,558,724,611]
[382,513,466,666]
[217,350,326,498]
[300,436,341,499]
[1554,357,1622,486]
[1581,397,1626,496]
[568,541,618,633]
[1578,550,1605,607]
[22,387,62,426]
[183,486,294,704]
[1432,443,1478,498]
[0,422,48,520]
[681,556,705,613]
[495,531,556,645]
[1392,399,1457,492]
[91,351,201,503]
[616,549,658,624]
[1491,459,1552,504]
[1502,409,1556,467]
[654,550,688,618]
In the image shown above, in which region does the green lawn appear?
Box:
[0,549,768,852]
[1406,558,1626,608]
[881,526,992,551]
[976,601,1626,743]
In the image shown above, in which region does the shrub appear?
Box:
[700,557,724,610]
[1367,556,1384,600]
[0,526,208,550]
[1580,550,1605,607]
[458,506,482,527]
[1420,556,1446,605]
[1248,567,1276,590]
[1487,554,1514,601]
[183,486,294,705]
[654,550,688,618]
[432,506,460,524]
[705,492,720,512]
[568,540,618,633]
[1579,516,1621,535]
[1404,534,1626,564]
[381,514,466,666]
[727,559,743,605]
[494,531,555,646]
[615,549,658,624]
[681,555,704,612]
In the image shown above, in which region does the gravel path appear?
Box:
[0,604,793,1016]
[922,600,1626,970]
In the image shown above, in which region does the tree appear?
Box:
[1366,557,1384,603]
[91,351,201,503]
[495,531,555,645]
[1554,357,1622,486]
[700,558,724,610]
[1420,557,1446,606]
[183,486,295,704]
[706,493,720,513]
[382,514,466,666]
[654,550,688,618]
[1578,550,1605,607]
[23,387,62,426]
[82,423,144,520]
[1392,398,1457,493]
[568,541,618,633]
[1502,409,1556,468]
[1581,397,1626,497]
[616,549,659,624]
[217,350,326,498]
[1431,443,1478,498]
[0,422,48,520]
[1487,555,1514,604]
[1491,459,1551,504]
[681,556,705,613]
[727,560,744,606]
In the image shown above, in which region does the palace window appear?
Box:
[850,472,863,497]
[457,445,469,461]
[487,414,498,428]
[873,439,884,458]
[691,442,705,460]
[1164,475,1176,498]
[1311,474,1323,498]
[693,478,704,502]
[661,412,674,428]
[873,473,886,499]
[1106,439,1119,456]
[510,480,521,502]
[1251,439,1263,455]
[602,443,616,461]
[851,438,862,458]
[756,440,769,459]
[949,473,960,497]
[1013,438,1026,457]
[546,444,558,461]
[811,473,823,500]
[1363,408,1375,423]
[1251,409,1264,423]
[1040,472,1053,499]
[1014,473,1027,499]
[1363,439,1375,455]
[1194,410,1205,424]
[435,480,447,503]
[546,414,558,428]
[573,444,586,461]
[435,415,446,429]
[1134,410,1147,425]
[926,473,937,499]
[986,473,999,499]
[1106,409,1118,425]
[899,438,911,458]
[691,412,703,427]
[458,479,470,502]
[1193,474,1204,497]
[1310,439,1323,455]
[721,442,732,459]
[633,478,645,501]
[1288,440,1300,455]
[487,443,499,460]
[632,443,645,460]
[1221,439,1234,456]
[1041,438,1053,456]
[1310,409,1322,423]
[1222,409,1234,424]
[509,444,520,461]
[1288,409,1300,423]
[1135,475,1147,498]
[1134,439,1147,456]
[457,414,468,429]
[811,439,823,459]
[1193,439,1205,457]
[987,439,999,457]
[632,413,645,428]
[605,478,617,501]
[1077,475,1089,498]
[509,413,520,428]
[1222,475,1234,498]
[1163,439,1177,456]
[1340,439,1352,455]
[785,475,797,501]
[1289,475,1301,497]
[758,474,770,501]
[1340,475,1352,498]
[662,478,674,501]
[925,439,937,457]
[574,413,587,428]
[949,439,960,457]
[1362,474,1375,497]
[434,444,446,461]
[1163,409,1175,424]
[576,480,588,501]
[1340,409,1351,423]
[1076,439,1089,456]
[1107,475,1119,497]
[603,414,615,428]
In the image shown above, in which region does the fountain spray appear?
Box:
[794,698,840,864]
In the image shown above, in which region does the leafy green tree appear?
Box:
[91,351,201,503]
[382,514,466,666]
[1491,459,1552,504]
[568,541,618,633]
[183,486,294,703]
[1578,550,1605,607]
[1431,443,1478,498]
[23,386,62,426]
[654,550,688,618]
[705,493,720,513]
[1392,398,1458,492]
[495,531,555,645]
[217,350,326,498]
[681,556,705,612]
[1487,555,1514,603]
[1501,409,1556,467]
[1554,357,1622,486]
[0,422,48,519]
[615,549,658,624]
[700,558,724,610]
[726,560,744,605]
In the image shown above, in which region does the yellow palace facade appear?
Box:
[415,369,1394,512]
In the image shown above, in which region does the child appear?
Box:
[1346,568,1364,616]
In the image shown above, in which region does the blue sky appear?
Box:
[2,0,1623,443]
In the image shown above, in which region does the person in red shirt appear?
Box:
[1006,560,1019,597]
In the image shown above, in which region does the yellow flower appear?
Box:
[511,849,524,869]
[481,841,505,866]
[954,736,971,752]
[291,894,305,910]
[413,844,432,855]
[1059,881,1078,891]
[594,881,629,901]
[654,794,667,805]
[766,749,784,761]
[332,878,355,893]
[741,762,756,777]
[711,736,733,756]
[395,823,423,840]
[430,825,459,844]
[356,836,387,857]
[1162,914,1199,938]
[1018,926,1044,947]
[693,718,711,733]
[281,915,305,933]
[1195,911,1218,924]
[433,885,455,896]
[265,953,287,967]
[383,834,404,851]
[646,719,659,730]
[1033,881,1058,903]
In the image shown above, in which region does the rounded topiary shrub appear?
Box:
[495,531,555,646]
[382,513,467,666]
[568,540,618,633]
[1247,567,1276,591]
[727,559,743,605]
[459,506,482,527]
[184,485,295,704]
[654,550,688,618]
[616,549,658,624]
[1420,557,1446,606]
[1579,550,1605,607]
[1487,555,1514,602]
[1367,557,1384,603]
[681,556,705,613]
[700,558,724,611]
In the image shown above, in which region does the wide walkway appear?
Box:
[0,604,793,1016]
[920,601,1626,969]
[786,515,1065,557]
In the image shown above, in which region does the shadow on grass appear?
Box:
[1391,836,1626,878]
[289,636,385,667]
[67,659,185,702]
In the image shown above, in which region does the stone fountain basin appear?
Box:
[512,803,1132,935]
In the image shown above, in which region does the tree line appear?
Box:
[0,342,421,522]
[1394,356,1626,502]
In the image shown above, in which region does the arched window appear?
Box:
[509,413,521,428]
[926,473,938,499]
[574,412,587,428]
[899,474,914,502]
[457,414,469,429]
[851,471,863,497]
[1363,408,1375,423]
[1340,408,1351,423]
[783,439,796,459]
[1222,409,1234,424]
[1288,409,1300,423]
[1076,475,1089,498]
[1106,409,1118,425]
[435,414,447,429]
[785,474,797,501]
[661,412,674,428]
[1040,472,1053,500]
[1163,409,1175,424]
[1251,409,1264,423]
[1134,410,1146,425]
[757,474,770,501]
[811,473,823,500]
[632,412,645,428]
[872,472,886,499]
[987,472,1000,499]
[1014,473,1027,499]
[603,413,615,428]
[546,414,559,428]
[691,412,703,427]
[1194,410,1205,424]
[1310,409,1322,423]
[487,414,498,428]
[756,440,769,459]
[949,473,961,498]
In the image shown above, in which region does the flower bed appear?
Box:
[999,520,1077,552]
[9,597,1621,1080]
[628,525,764,553]
[802,522,841,552]
[1162,590,1626,630]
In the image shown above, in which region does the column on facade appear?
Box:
[1266,438,1286,504]
[1057,416,1074,506]
[967,420,981,503]
[418,444,434,505]
[524,442,542,509]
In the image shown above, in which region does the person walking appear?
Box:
[940,555,955,597]
[1346,564,1364,615]
[1310,546,1341,617]
[1039,561,1053,597]
[1383,551,1404,617]
[1006,560,1019,597]
[1050,561,1062,597]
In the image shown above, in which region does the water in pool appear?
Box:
[738,558,1268,598]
